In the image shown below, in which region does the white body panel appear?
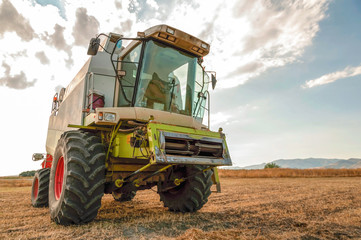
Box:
[46,50,117,156]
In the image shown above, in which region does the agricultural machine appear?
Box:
[30,25,232,225]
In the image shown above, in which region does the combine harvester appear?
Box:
[30,25,232,225]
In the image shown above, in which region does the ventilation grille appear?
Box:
[163,136,223,158]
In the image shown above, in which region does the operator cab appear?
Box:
[89,25,216,125]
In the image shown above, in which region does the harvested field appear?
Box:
[1,175,360,239]
[218,168,361,178]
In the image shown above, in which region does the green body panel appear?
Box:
[111,132,148,159]
[69,121,231,167]
[147,122,222,139]
[106,121,231,166]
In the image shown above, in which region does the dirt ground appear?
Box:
[0,177,360,239]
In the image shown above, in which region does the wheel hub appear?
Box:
[33,178,39,199]
[54,156,64,200]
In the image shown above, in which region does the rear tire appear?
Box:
[31,168,50,207]
[158,165,213,212]
[49,131,106,225]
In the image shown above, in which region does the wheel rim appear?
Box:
[55,156,64,200]
[33,177,39,199]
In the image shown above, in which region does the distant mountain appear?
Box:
[232,158,361,169]
[324,158,361,169]
[272,158,342,169]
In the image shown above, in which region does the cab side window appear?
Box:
[118,44,142,106]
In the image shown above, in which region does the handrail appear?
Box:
[204,90,210,129]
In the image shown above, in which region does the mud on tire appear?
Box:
[158,165,213,212]
[31,168,50,207]
[49,130,106,225]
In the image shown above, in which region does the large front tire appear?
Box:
[31,168,50,207]
[158,165,213,212]
[49,131,106,225]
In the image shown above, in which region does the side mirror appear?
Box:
[58,87,66,104]
[211,74,217,90]
[87,37,100,55]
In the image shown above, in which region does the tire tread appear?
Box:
[31,168,50,207]
[159,165,213,213]
[49,130,105,225]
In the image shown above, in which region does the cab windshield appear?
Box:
[135,40,208,121]
[118,40,209,122]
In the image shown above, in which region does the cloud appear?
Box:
[0,0,329,91]
[241,28,281,55]
[211,104,259,128]
[41,24,72,67]
[9,50,28,59]
[0,62,36,89]
[128,0,141,13]
[227,61,264,77]
[198,14,218,41]
[146,0,159,10]
[0,0,35,41]
[303,64,361,88]
[120,19,133,33]
[211,112,232,126]
[114,1,122,9]
[44,24,68,51]
[72,8,100,46]
[35,51,50,65]
[201,0,329,88]
[232,1,258,18]
[64,56,74,69]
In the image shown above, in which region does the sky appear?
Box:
[0,0,360,176]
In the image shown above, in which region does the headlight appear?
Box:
[201,43,209,49]
[166,27,175,35]
[104,112,116,122]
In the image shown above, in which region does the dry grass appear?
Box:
[0,178,32,188]
[218,168,361,178]
[1,176,361,239]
